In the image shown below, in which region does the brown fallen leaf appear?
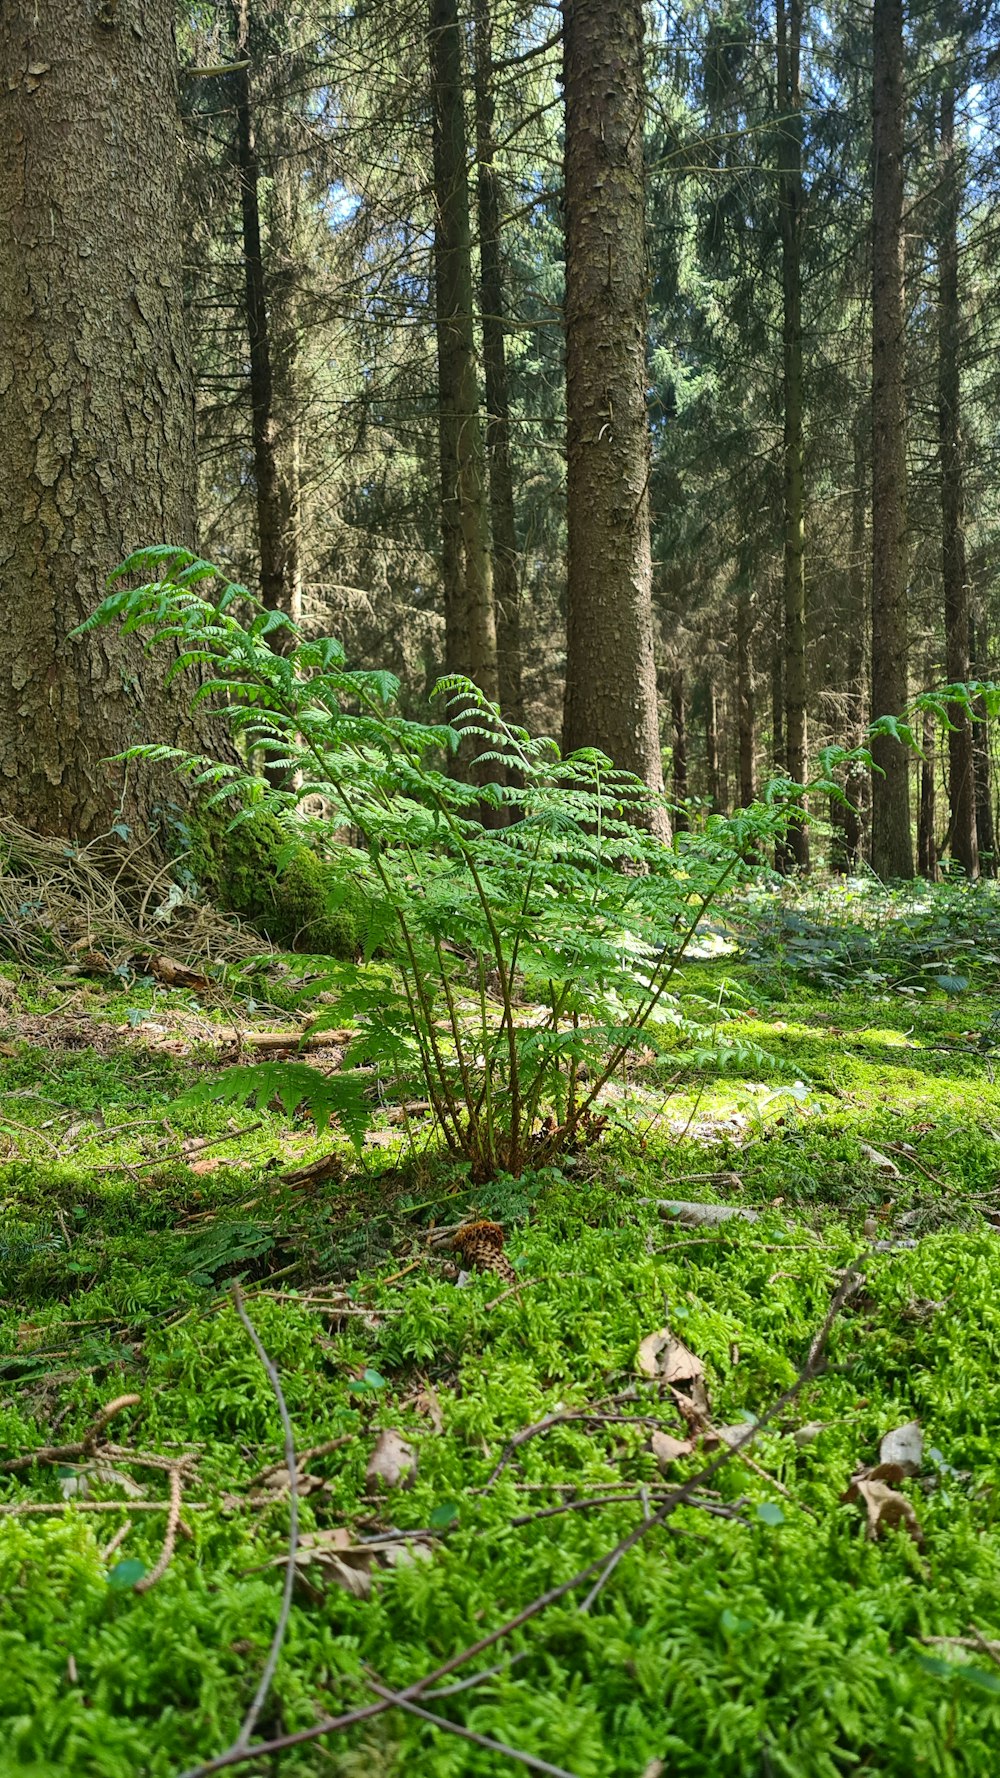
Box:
[267,1527,431,1598]
[842,1475,922,1542]
[280,1153,344,1190]
[412,1385,444,1436]
[859,1142,901,1177]
[149,955,209,992]
[636,1329,704,1387]
[365,1428,417,1491]
[650,1430,694,1470]
[189,1157,222,1176]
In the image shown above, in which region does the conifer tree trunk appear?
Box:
[917,706,937,879]
[706,681,722,810]
[938,76,977,876]
[231,1,291,621]
[671,670,689,831]
[430,0,499,701]
[737,574,756,806]
[777,0,808,869]
[473,0,523,723]
[870,0,913,878]
[971,615,996,875]
[0,0,211,840]
[562,0,667,833]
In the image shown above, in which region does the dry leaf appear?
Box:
[843,1475,922,1542]
[709,1422,755,1449]
[642,1762,665,1778]
[149,955,209,991]
[656,1198,754,1226]
[879,1421,923,1476]
[189,1157,222,1176]
[793,1421,826,1447]
[859,1143,901,1177]
[280,1154,344,1189]
[365,1429,416,1491]
[268,1526,431,1598]
[650,1429,694,1469]
[413,1385,444,1436]
[637,1329,704,1387]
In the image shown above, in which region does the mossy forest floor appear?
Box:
[4,883,1000,1776]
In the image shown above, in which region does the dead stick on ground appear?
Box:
[228,1282,300,1755]
[0,1394,141,1473]
[364,1675,579,1778]
[135,1465,184,1592]
[172,1254,867,1778]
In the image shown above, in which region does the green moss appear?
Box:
[186,807,363,959]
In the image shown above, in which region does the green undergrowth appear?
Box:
[3,892,1000,1774]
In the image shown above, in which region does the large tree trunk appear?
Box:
[561,0,667,834]
[473,0,523,725]
[705,679,722,811]
[870,0,913,878]
[777,0,809,870]
[832,410,871,871]
[430,0,498,702]
[0,0,209,841]
[938,76,977,877]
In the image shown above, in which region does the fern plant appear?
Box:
[81,546,813,1179]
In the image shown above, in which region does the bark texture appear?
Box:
[561,0,667,832]
[870,0,913,878]
[474,0,523,724]
[430,0,498,702]
[776,0,808,869]
[0,0,208,840]
[938,77,976,876]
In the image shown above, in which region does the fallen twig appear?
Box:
[478,1409,682,1492]
[364,1675,579,1778]
[135,1465,184,1592]
[0,1394,141,1474]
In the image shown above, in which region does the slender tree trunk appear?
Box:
[917,706,937,879]
[0,0,213,840]
[430,0,498,701]
[777,0,809,869]
[562,0,667,834]
[870,0,913,877]
[737,574,756,805]
[706,680,722,810]
[473,0,523,724]
[268,151,305,631]
[231,1,293,622]
[972,615,996,875]
[671,670,689,831]
[938,76,977,877]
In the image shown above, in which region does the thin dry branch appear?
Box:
[364,1675,579,1778]
[0,1394,141,1473]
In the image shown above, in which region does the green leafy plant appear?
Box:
[81,546,810,1178]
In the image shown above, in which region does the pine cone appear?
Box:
[452,1220,517,1285]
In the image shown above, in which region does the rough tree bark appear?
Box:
[561,0,667,834]
[776,0,808,869]
[938,75,976,876]
[870,0,913,878]
[473,0,523,724]
[430,0,499,702]
[0,0,213,840]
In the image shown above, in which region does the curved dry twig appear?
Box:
[229,1283,300,1753]
[135,1465,184,1592]
[0,1393,141,1474]
[364,1674,579,1778]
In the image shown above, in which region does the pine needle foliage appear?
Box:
[82,547,802,1177]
